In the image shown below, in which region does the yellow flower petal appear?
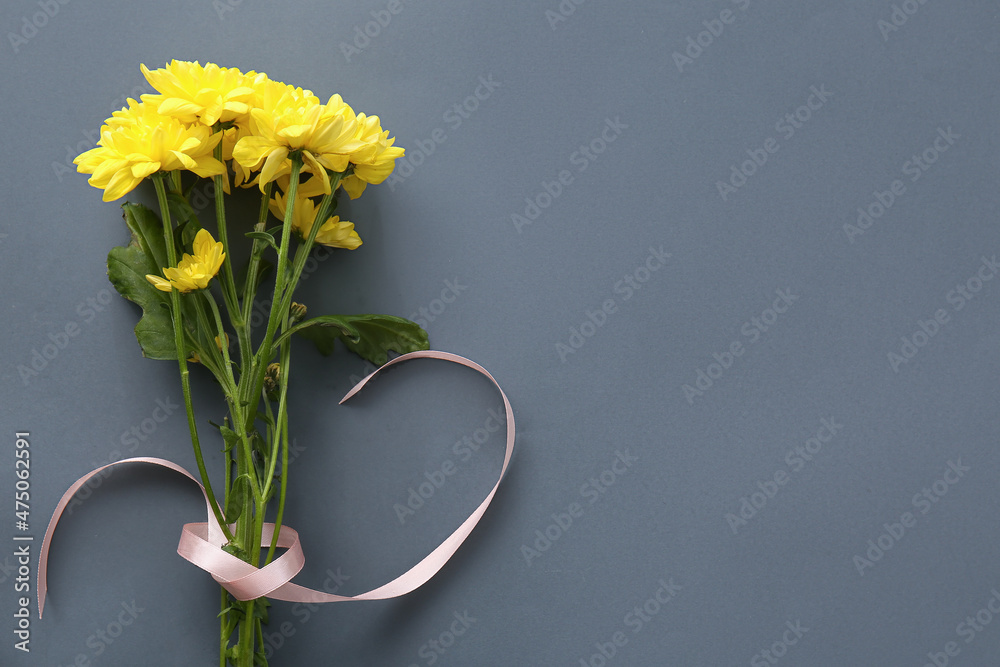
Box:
[259,146,289,188]
[146,274,173,292]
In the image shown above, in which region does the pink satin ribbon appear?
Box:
[38,350,514,618]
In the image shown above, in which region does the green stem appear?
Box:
[262,313,292,564]
[219,587,228,667]
[241,182,274,332]
[274,175,341,321]
[203,293,263,506]
[212,140,250,374]
[152,174,233,543]
[241,157,303,433]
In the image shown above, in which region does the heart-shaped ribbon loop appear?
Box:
[38,350,515,617]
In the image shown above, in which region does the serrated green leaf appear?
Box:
[107,236,177,360]
[295,324,340,356]
[339,314,429,365]
[290,314,429,365]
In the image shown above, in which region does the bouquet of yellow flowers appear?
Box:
[39,60,515,667]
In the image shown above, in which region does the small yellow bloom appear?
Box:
[146,229,226,292]
[75,99,224,201]
[269,192,362,250]
[140,60,257,126]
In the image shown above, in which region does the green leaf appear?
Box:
[107,225,177,360]
[167,192,203,246]
[275,315,359,357]
[255,411,275,429]
[224,474,251,524]
[291,314,429,365]
[122,202,168,272]
[342,315,429,365]
[219,425,240,453]
[253,597,271,624]
[295,324,340,356]
[250,430,268,459]
[222,542,250,561]
[246,230,278,252]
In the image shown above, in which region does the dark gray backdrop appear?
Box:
[2,1,1000,665]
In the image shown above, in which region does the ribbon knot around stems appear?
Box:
[38,350,515,617]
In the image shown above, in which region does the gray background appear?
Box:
[2,0,999,665]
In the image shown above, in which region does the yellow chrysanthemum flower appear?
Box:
[311,95,403,199]
[146,229,226,292]
[140,60,257,126]
[341,111,404,199]
[74,99,225,201]
[269,192,362,250]
[232,86,364,195]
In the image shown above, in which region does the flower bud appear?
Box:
[264,362,281,394]
[290,302,307,324]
